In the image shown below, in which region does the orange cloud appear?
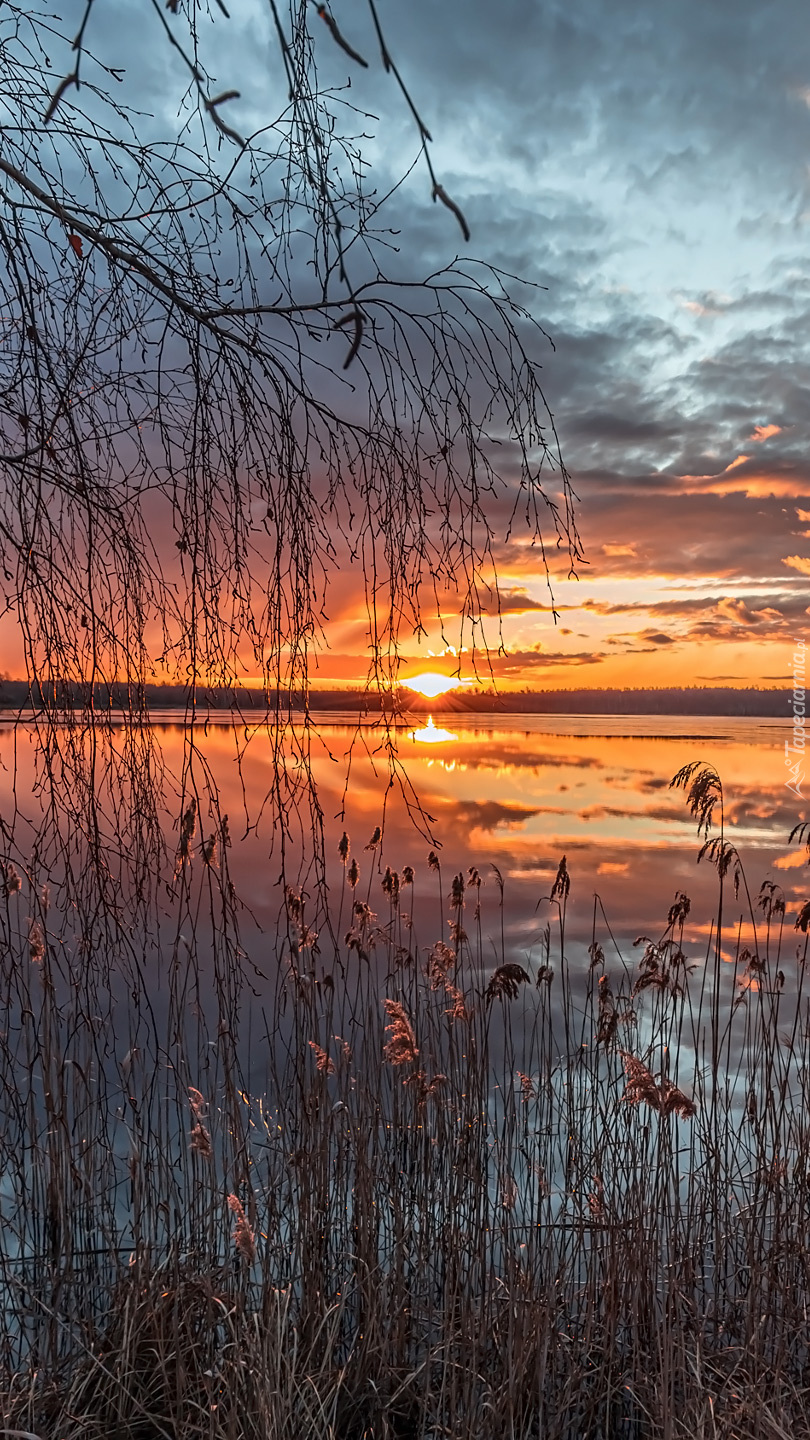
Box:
[715,597,763,626]
[749,424,782,442]
[773,852,809,871]
[673,462,806,498]
[783,556,810,576]
[602,543,637,558]
[694,476,809,497]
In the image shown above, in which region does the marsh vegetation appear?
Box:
[1,761,809,1440]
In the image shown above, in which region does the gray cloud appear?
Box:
[74,0,810,670]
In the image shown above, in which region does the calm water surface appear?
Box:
[0,711,805,974]
[0,709,806,1198]
[190,711,805,963]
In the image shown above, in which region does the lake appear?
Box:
[0,710,804,987]
[2,708,808,1419]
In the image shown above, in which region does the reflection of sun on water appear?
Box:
[409,715,458,745]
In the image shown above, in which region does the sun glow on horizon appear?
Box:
[400,671,465,698]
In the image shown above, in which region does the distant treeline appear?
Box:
[438,687,792,717]
[0,679,792,717]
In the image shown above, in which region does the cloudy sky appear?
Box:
[47,0,810,691]
[297,0,810,689]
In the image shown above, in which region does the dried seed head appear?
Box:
[285,887,303,923]
[658,1077,696,1120]
[338,831,350,862]
[188,1086,208,1119]
[404,1069,447,1103]
[28,919,45,963]
[550,855,570,903]
[333,1034,352,1062]
[448,919,467,948]
[621,1051,659,1108]
[486,964,530,1002]
[227,1193,256,1264]
[175,797,198,870]
[381,866,400,905]
[620,1051,695,1120]
[426,940,455,989]
[382,998,419,1066]
[3,864,22,896]
[587,1184,605,1220]
[308,1040,336,1075]
[189,1122,213,1159]
[667,891,691,927]
[443,982,467,1022]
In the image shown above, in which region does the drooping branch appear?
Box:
[0,0,581,924]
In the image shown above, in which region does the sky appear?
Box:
[301,0,810,690]
[19,0,810,694]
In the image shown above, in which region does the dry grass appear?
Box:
[0,765,808,1439]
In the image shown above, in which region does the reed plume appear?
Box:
[308,1040,336,1075]
[227,1194,257,1264]
[189,1122,213,1158]
[486,963,530,1001]
[27,920,45,963]
[382,998,419,1065]
[620,1051,695,1119]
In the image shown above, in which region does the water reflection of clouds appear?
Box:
[1,714,803,961]
[774,851,808,870]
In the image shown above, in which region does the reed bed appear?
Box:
[0,764,809,1440]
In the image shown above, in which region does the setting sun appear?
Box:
[400,672,465,699]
